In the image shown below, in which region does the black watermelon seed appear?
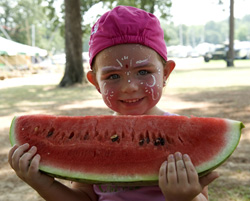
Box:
[111,135,119,142]
[69,132,74,139]
[47,129,54,137]
[139,139,144,146]
[160,138,165,146]
[154,138,161,146]
[154,138,165,146]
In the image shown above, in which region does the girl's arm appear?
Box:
[8,144,97,201]
[36,181,98,201]
[159,152,219,201]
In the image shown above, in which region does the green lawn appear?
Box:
[168,65,250,93]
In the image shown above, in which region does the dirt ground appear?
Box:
[0,68,249,201]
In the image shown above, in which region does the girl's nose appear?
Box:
[121,79,139,93]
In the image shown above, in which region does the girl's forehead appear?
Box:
[95,44,159,66]
[104,44,153,54]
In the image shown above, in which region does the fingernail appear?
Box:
[183,154,190,159]
[169,154,174,159]
[175,152,181,157]
[30,146,36,151]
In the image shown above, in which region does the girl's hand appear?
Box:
[8,144,54,191]
[159,152,219,201]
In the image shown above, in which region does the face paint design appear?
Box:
[94,44,166,115]
[136,58,149,64]
[116,59,123,67]
[101,82,113,108]
[146,74,156,87]
[144,74,160,100]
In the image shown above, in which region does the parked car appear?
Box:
[204,41,250,62]
[204,45,227,62]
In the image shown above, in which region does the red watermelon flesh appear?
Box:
[9,115,244,185]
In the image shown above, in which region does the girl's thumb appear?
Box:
[199,171,219,188]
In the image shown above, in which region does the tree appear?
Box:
[0,0,64,51]
[59,0,83,87]
[217,0,234,67]
[227,0,234,67]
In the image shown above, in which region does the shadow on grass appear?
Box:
[172,86,250,122]
[0,84,112,117]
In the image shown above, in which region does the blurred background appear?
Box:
[0,0,249,85]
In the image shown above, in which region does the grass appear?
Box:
[168,66,250,93]
[0,84,102,118]
[209,184,250,201]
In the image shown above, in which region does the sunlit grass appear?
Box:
[167,66,250,93]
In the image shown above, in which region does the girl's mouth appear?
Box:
[120,98,143,104]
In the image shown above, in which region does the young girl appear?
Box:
[8,6,219,201]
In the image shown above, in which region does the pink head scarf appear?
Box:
[88,5,167,68]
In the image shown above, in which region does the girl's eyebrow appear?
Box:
[101,62,155,74]
[101,66,122,74]
[134,62,154,68]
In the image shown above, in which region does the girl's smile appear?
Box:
[87,44,175,115]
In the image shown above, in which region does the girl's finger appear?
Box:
[19,146,38,173]
[175,152,188,184]
[11,143,30,170]
[167,154,177,184]
[183,154,198,184]
[159,161,168,188]
[28,154,41,176]
[8,145,19,168]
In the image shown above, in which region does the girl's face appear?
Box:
[87,44,175,115]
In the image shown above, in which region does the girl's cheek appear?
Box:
[142,74,162,101]
[100,82,118,109]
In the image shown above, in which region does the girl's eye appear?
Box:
[108,74,120,80]
[138,70,148,76]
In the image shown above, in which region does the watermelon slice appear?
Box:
[9,115,244,185]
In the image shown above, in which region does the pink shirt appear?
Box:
[93,185,165,201]
[93,112,178,201]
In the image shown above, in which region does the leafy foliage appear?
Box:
[0,0,64,52]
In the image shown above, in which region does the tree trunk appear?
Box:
[60,0,84,87]
[227,0,234,67]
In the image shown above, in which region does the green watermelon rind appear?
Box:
[9,116,244,185]
[195,119,243,175]
[39,165,159,186]
[9,116,17,146]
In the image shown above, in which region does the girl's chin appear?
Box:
[112,108,146,115]
[105,99,159,115]
[113,107,154,116]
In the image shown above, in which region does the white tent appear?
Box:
[0,36,47,56]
